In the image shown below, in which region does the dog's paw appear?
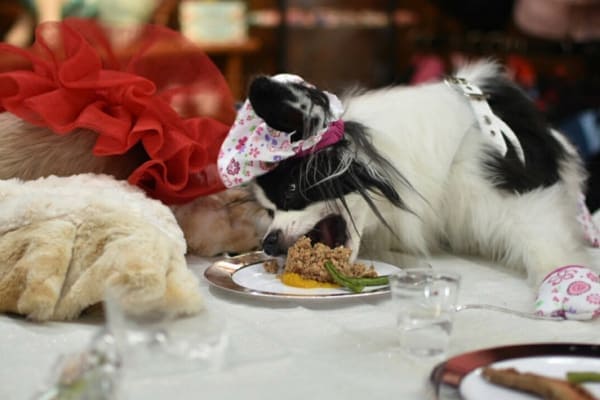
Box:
[535,265,600,320]
[172,187,269,256]
[52,210,203,320]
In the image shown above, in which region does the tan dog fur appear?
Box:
[0,174,204,320]
[0,113,267,257]
[0,113,267,320]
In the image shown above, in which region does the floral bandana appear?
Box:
[217,74,345,188]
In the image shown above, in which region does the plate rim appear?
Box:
[430,342,600,399]
[203,251,397,300]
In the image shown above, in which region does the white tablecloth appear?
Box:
[1,251,599,400]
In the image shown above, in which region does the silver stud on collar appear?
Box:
[445,77,526,165]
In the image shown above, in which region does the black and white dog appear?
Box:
[244,61,593,289]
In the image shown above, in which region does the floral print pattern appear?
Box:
[545,266,578,286]
[567,281,591,295]
[536,265,600,320]
[587,293,600,305]
[217,74,345,188]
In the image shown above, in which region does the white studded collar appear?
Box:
[445,76,525,165]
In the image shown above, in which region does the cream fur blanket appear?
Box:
[0,174,202,320]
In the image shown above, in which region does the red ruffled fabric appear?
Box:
[0,18,236,204]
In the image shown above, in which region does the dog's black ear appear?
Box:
[248,75,334,142]
[349,162,404,208]
[341,121,413,210]
[248,76,304,133]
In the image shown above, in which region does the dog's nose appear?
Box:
[262,230,283,256]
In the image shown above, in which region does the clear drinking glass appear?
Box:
[389,268,461,358]
[103,289,229,379]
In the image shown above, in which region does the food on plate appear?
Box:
[567,372,600,384]
[279,272,340,289]
[324,261,389,293]
[482,367,596,400]
[261,241,342,289]
[263,259,280,274]
[261,236,386,290]
[282,236,377,283]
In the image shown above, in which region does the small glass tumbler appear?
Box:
[103,289,229,379]
[389,268,461,358]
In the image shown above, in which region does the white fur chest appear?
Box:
[344,82,486,254]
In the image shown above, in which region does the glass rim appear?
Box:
[389,268,461,284]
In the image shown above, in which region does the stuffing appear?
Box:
[283,236,377,283]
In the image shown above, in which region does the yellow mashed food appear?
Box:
[279,272,340,289]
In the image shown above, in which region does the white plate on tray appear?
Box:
[203,251,400,300]
[461,355,600,399]
[430,343,600,399]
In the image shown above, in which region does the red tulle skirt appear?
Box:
[0,18,235,204]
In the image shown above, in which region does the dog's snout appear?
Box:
[262,230,284,256]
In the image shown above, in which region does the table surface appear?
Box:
[1,250,599,400]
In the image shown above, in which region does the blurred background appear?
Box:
[1,0,600,207]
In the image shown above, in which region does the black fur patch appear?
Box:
[586,152,600,212]
[248,76,331,140]
[248,76,302,133]
[256,121,408,211]
[479,76,568,193]
[255,121,413,241]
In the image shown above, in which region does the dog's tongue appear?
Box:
[309,215,347,248]
[319,220,336,248]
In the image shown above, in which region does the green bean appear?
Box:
[324,261,364,293]
[566,371,600,384]
[324,260,390,292]
[350,275,390,287]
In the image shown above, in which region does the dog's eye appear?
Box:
[282,183,298,209]
[267,209,274,218]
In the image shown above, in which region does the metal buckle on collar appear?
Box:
[445,76,489,101]
[444,75,526,165]
[445,76,466,85]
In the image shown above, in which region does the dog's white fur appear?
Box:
[255,62,592,286]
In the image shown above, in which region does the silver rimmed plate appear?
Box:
[203,251,400,300]
[460,355,600,399]
[430,343,600,399]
